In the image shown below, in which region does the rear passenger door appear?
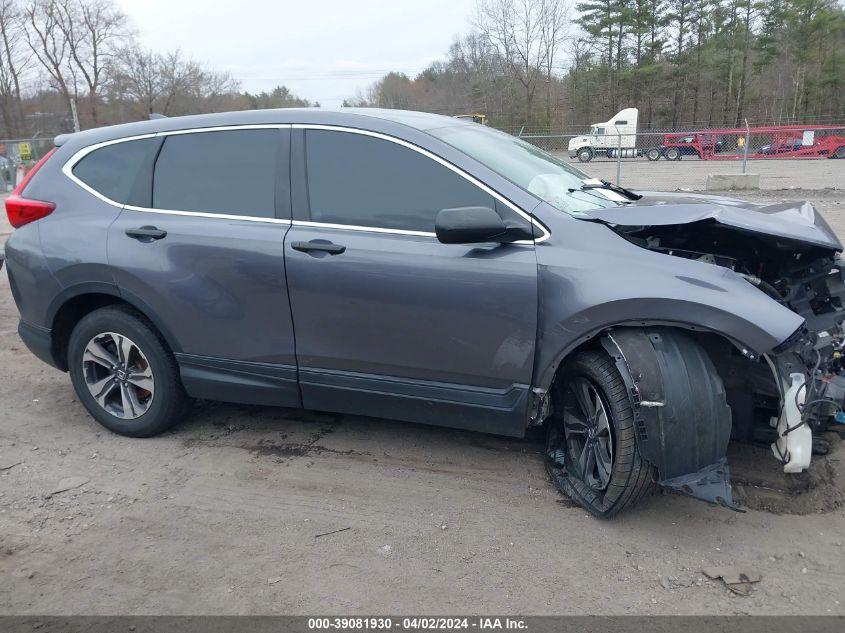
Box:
[105,127,300,407]
[284,127,538,436]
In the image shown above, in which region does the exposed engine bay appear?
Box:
[612,217,845,477]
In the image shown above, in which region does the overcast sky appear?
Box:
[114,0,477,107]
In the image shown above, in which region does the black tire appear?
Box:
[646,147,661,161]
[545,350,655,518]
[67,305,191,437]
[664,147,681,161]
[834,146,845,159]
[577,147,593,162]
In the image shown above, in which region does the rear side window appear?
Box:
[72,138,158,205]
[153,129,277,217]
[305,130,494,232]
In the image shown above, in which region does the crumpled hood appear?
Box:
[580,191,842,251]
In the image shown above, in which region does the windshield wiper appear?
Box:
[569,179,642,201]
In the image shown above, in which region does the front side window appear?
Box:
[73,137,159,205]
[304,130,494,233]
[153,129,277,217]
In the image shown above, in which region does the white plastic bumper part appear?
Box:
[771,372,812,473]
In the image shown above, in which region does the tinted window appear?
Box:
[305,130,493,232]
[73,138,158,204]
[153,129,277,217]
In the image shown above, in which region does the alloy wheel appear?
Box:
[82,332,155,419]
[562,377,614,491]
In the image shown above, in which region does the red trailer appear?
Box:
[646,125,845,161]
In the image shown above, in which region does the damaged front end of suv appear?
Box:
[431,123,841,516]
[532,193,845,515]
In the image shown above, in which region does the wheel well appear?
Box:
[546,325,744,404]
[50,293,128,371]
[545,324,772,440]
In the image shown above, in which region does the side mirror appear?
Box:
[435,206,534,244]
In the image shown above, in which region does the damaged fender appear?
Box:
[599,328,734,505]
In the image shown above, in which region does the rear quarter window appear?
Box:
[72,138,159,205]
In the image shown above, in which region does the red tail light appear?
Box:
[5,147,58,228]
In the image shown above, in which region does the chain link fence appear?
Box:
[514,125,845,192]
[0,136,54,192]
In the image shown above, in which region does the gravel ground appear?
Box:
[1,190,845,615]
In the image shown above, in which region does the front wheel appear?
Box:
[834,146,845,159]
[545,350,655,517]
[645,147,661,161]
[68,306,191,437]
[577,147,594,162]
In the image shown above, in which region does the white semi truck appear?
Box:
[567,108,639,162]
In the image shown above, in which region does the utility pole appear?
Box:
[70,98,81,133]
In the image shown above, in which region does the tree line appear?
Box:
[0,0,315,138]
[346,0,845,132]
[0,0,841,139]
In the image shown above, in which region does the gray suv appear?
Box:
[4,108,845,517]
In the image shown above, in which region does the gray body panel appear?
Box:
[3,107,828,440]
[107,211,300,407]
[529,203,806,392]
[284,226,538,435]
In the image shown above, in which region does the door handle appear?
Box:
[291,240,346,255]
[126,226,167,241]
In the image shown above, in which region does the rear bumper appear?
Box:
[18,320,61,370]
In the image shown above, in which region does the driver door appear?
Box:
[284,128,539,436]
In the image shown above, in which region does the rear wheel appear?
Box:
[834,146,845,159]
[68,306,191,437]
[577,147,594,162]
[664,147,681,161]
[545,350,655,518]
[646,147,661,161]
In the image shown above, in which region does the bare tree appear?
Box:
[111,45,162,118]
[157,49,239,116]
[474,0,550,122]
[24,0,76,121]
[539,0,569,124]
[0,0,30,135]
[55,0,128,125]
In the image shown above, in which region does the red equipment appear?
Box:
[648,125,845,161]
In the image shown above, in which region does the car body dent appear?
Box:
[530,204,805,394]
[581,194,841,250]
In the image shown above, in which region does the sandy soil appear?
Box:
[1,190,845,615]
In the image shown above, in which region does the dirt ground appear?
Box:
[2,190,845,615]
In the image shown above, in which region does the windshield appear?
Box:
[429,125,624,214]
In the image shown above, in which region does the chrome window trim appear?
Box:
[291,219,433,238]
[61,125,292,223]
[62,132,159,207]
[60,122,551,242]
[294,124,550,243]
[122,205,292,224]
